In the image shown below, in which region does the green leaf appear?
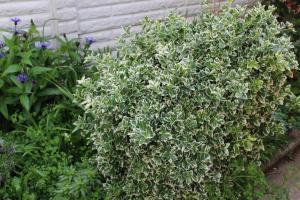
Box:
[6,87,23,94]
[2,64,21,77]
[20,95,30,111]
[0,79,4,88]
[32,98,44,114]
[20,51,32,66]
[9,75,23,89]
[25,82,33,93]
[37,88,62,96]
[251,79,264,92]
[246,60,258,70]
[29,67,52,76]
[11,177,21,194]
[0,101,8,119]
[40,76,73,99]
[4,96,18,105]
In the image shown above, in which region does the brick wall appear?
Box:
[0,0,252,49]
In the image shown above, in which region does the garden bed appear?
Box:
[1,3,299,199]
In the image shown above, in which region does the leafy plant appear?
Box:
[0,106,103,200]
[263,0,300,64]
[0,18,95,127]
[75,3,297,199]
[262,0,300,129]
[0,136,15,188]
[0,17,105,200]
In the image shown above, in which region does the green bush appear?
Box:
[263,0,300,64]
[263,0,300,129]
[75,4,297,199]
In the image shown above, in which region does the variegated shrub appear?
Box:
[75,4,298,199]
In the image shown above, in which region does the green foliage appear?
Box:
[263,0,300,129]
[0,136,15,186]
[0,106,103,200]
[0,18,102,198]
[263,0,300,64]
[0,19,93,127]
[209,162,289,200]
[75,4,297,199]
[207,162,269,199]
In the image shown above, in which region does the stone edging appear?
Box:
[263,129,300,172]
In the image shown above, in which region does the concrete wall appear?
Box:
[0,0,252,49]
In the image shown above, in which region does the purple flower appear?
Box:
[0,40,4,48]
[17,73,28,84]
[35,41,50,49]
[85,36,96,45]
[10,17,21,25]
[0,53,5,59]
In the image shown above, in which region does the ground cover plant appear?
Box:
[75,3,298,199]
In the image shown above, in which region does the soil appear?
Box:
[266,146,300,199]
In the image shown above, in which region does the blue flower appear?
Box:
[85,36,96,45]
[17,73,28,84]
[0,53,5,59]
[10,17,21,25]
[35,41,50,49]
[0,40,4,48]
